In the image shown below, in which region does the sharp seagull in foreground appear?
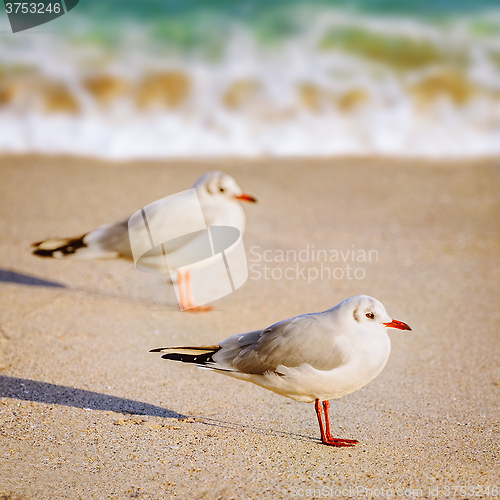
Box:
[151,295,411,447]
[32,171,257,311]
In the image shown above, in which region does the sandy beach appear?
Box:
[0,155,499,499]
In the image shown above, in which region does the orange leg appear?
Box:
[185,270,196,308]
[315,399,358,447]
[180,270,214,313]
[177,270,188,311]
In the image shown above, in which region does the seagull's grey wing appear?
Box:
[86,194,206,260]
[84,219,132,257]
[215,314,350,374]
[145,194,203,236]
[140,194,210,257]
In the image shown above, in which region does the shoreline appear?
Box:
[1,152,499,166]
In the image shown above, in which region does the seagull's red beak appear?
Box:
[383,319,412,331]
[236,193,257,203]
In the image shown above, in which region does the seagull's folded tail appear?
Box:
[150,346,221,366]
[32,234,88,258]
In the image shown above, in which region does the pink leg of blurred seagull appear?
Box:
[177,270,214,312]
[184,270,214,312]
[315,399,358,447]
[177,270,188,311]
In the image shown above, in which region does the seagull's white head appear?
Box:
[338,295,411,333]
[193,171,257,204]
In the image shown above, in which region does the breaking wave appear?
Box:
[1,3,500,158]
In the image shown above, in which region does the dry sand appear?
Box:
[0,155,499,499]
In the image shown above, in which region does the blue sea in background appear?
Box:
[75,0,500,18]
[0,0,499,158]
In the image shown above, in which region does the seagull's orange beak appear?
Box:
[383,319,412,331]
[236,193,257,203]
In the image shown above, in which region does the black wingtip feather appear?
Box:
[33,248,59,257]
[32,234,88,258]
[160,351,218,365]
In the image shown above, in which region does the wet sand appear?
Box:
[0,155,499,499]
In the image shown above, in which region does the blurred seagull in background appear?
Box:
[32,171,257,311]
[151,295,411,446]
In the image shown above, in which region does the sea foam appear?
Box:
[0,7,499,158]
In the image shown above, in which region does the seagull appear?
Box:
[151,295,411,446]
[32,171,257,311]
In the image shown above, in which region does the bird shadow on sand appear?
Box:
[0,268,65,288]
[0,267,178,310]
[1,376,317,444]
[0,376,186,419]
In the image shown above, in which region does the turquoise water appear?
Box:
[77,0,500,17]
[41,0,497,65]
[70,0,500,45]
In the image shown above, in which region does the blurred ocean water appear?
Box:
[0,0,499,158]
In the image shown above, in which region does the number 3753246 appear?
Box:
[5,3,62,14]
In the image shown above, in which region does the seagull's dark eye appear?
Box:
[366,312,375,319]
[219,187,225,192]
